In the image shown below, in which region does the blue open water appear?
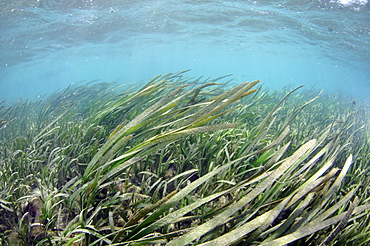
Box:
[0,0,369,103]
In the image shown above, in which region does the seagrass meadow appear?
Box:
[0,71,369,246]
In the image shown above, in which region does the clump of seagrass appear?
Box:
[0,71,369,246]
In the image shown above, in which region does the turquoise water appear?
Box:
[0,0,369,103]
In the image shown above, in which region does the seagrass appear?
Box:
[0,72,369,245]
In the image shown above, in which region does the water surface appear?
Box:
[0,0,369,103]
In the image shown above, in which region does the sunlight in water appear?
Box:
[332,0,368,6]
